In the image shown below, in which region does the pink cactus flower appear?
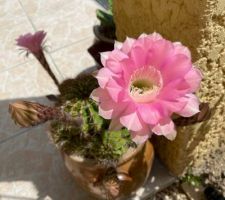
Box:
[16,30,46,55]
[91,33,202,144]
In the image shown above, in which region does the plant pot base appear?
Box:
[62,140,154,200]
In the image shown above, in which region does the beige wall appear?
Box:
[113,0,225,178]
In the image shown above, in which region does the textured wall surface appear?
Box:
[114,0,207,61]
[114,0,225,192]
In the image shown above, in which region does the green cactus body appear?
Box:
[51,99,134,164]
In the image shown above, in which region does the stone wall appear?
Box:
[113,0,225,190]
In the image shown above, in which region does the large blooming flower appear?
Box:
[91,33,202,143]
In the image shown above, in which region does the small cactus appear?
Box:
[51,99,134,163]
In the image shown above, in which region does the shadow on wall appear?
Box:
[113,0,208,61]
[0,96,95,200]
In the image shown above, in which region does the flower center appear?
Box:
[131,79,154,93]
[129,66,162,103]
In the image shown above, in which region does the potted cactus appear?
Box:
[9,31,209,199]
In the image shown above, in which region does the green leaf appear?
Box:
[108,0,113,13]
[182,173,202,187]
[96,9,114,27]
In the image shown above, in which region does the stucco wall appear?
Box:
[114,0,208,61]
[113,0,225,190]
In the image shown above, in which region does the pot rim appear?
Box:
[65,141,146,166]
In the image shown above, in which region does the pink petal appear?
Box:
[131,127,152,144]
[131,134,149,144]
[90,88,110,102]
[133,35,152,50]
[93,88,122,120]
[137,103,164,125]
[130,46,146,67]
[99,101,114,119]
[99,107,113,119]
[136,33,162,52]
[161,54,192,84]
[113,103,128,119]
[138,33,148,38]
[120,58,136,84]
[96,68,113,88]
[131,121,152,144]
[106,49,128,73]
[150,32,163,40]
[159,79,189,101]
[176,94,200,117]
[91,88,125,119]
[159,99,187,113]
[95,90,128,119]
[90,88,100,102]
[152,118,177,140]
[184,68,202,92]
[120,111,143,132]
[35,30,46,45]
[148,39,174,69]
[173,42,191,59]
[114,41,123,49]
[16,30,46,53]
[106,60,123,74]
[106,78,123,102]
[100,51,110,67]
[140,32,162,40]
[121,37,135,54]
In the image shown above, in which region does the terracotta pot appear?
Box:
[62,140,154,200]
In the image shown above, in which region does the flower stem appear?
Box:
[35,51,60,86]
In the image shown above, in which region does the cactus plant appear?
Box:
[51,98,135,164]
[9,74,134,165]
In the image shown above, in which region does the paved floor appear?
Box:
[0,0,101,140]
[0,1,175,199]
